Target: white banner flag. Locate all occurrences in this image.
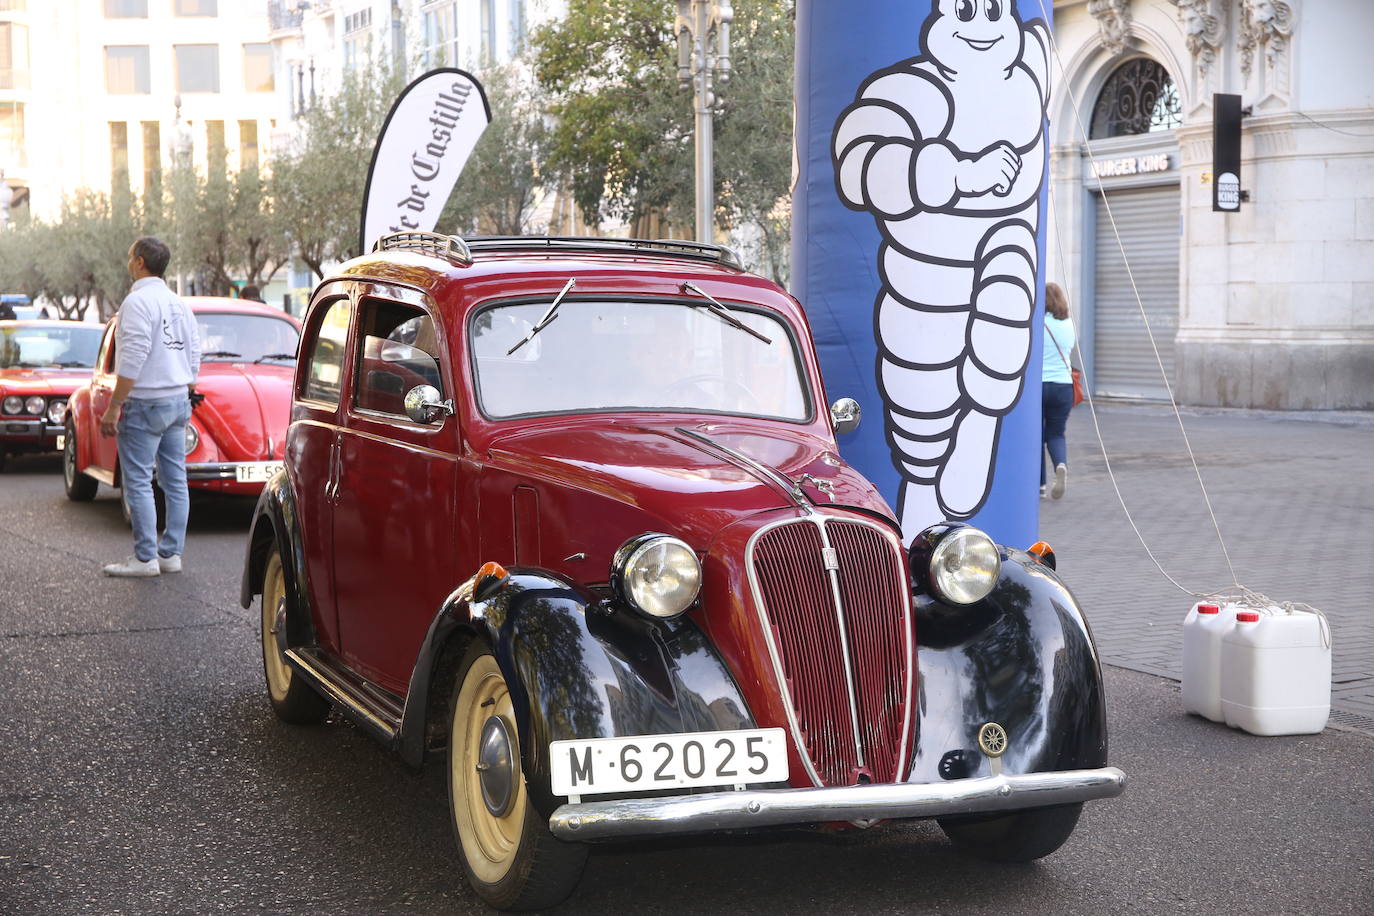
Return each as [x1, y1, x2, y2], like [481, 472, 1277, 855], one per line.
[359, 68, 491, 253]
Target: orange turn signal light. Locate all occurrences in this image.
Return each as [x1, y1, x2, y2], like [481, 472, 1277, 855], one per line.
[1027, 541, 1057, 570]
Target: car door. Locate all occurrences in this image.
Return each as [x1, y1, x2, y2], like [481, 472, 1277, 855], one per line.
[331, 288, 461, 695]
[288, 283, 355, 655]
[89, 320, 121, 473]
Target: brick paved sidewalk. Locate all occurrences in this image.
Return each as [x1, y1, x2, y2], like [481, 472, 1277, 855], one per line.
[1037, 403, 1374, 731]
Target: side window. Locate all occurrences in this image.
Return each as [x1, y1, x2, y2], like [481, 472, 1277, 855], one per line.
[301, 297, 351, 405]
[355, 298, 443, 417]
[100, 322, 118, 373]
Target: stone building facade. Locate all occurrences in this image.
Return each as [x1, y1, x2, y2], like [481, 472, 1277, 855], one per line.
[1048, 0, 1373, 409]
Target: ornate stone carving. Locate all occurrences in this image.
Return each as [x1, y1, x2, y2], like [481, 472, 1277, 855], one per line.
[1239, 0, 1294, 99]
[1172, 0, 1225, 83]
[1088, 0, 1132, 58]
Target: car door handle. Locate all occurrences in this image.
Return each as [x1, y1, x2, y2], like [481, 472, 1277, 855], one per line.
[326, 440, 342, 503]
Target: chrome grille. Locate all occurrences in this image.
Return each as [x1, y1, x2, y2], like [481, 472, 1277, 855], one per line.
[749, 517, 913, 786]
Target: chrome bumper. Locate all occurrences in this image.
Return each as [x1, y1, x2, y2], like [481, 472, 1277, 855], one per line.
[548, 766, 1126, 841]
[185, 462, 275, 481]
[0, 419, 61, 444]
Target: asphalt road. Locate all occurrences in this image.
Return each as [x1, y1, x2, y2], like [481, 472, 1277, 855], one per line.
[2, 452, 1371, 915]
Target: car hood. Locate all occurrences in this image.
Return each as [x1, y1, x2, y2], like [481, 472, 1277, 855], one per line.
[194, 363, 293, 461]
[0, 368, 92, 395]
[486, 420, 895, 547]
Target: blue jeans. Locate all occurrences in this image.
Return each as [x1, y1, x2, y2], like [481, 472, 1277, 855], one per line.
[117, 395, 191, 562]
[1041, 381, 1074, 485]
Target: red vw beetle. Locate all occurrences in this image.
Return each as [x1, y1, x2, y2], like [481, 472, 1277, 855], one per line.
[241, 235, 1125, 910]
[64, 297, 300, 508]
[0, 319, 104, 471]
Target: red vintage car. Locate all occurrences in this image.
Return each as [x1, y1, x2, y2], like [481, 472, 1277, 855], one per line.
[64, 297, 300, 509]
[0, 319, 105, 472]
[240, 234, 1125, 910]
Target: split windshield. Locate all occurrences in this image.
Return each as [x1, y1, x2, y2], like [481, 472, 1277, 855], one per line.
[470, 299, 809, 421]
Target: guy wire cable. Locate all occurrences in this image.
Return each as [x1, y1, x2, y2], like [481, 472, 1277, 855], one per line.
[1040, 21, 1241, 594]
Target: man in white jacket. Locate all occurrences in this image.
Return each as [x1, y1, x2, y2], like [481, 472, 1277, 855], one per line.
[100, 237, 202, 577]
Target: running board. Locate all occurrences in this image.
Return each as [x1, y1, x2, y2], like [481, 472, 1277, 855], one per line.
[284, 647, 404, 746]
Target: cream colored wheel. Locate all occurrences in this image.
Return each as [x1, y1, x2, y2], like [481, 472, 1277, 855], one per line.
[451, 652, 527, 883]
[259, 547, 328, 724]
[447, 642, 586, 910]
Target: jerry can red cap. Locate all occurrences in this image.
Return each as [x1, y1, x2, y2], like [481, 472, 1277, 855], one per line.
[1197, 604, 1220, 614]
[1236, 611, 1261, 622]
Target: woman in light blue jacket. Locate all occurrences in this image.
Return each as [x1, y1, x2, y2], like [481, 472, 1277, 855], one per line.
[1042, 282, 1076, 499]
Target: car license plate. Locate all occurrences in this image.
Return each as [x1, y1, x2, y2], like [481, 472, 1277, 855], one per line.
[550, 728, 788, 797]
[235, 462, 284, 483]
[55, 434, 65, 450]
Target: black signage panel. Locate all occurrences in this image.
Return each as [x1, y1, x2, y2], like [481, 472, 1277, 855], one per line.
[1213, 93, 1243, 212]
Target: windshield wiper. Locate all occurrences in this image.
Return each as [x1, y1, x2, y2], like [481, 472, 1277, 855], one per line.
[203, 350, 242, 359]
[681, 282, 773, 345]
[254, 353, 297, 363]
[507, 278, 575, 356]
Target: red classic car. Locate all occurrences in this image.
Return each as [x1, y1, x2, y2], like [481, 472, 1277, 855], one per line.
[0, 319, 105, 472]
[64, 297, 300, 508]
[240, 234, 1125, 910]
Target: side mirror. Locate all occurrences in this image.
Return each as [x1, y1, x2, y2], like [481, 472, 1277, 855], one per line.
[830, 397, 861, 435]
[404, 384, 454, 425]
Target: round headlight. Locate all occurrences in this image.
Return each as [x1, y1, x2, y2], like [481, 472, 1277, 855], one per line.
[46, 398, 67, 425]
[3, 395, 22, 414]
[611, 534, 702, 619]
[924, 525, 1001, 605]
[25, 395, 45, 415]
[184, 423, 200, 456]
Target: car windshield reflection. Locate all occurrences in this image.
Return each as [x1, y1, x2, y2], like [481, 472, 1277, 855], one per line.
[0, 324, 104, 369]
[470, 299, 810, 421]
[196, 313, 300, 364]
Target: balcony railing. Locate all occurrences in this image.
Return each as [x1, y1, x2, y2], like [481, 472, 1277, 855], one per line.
[267, 0, 302, 32]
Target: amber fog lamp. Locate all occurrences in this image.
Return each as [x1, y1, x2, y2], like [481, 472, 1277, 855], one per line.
[911, 523, 1001, 606]
[610, 533, 701, 619]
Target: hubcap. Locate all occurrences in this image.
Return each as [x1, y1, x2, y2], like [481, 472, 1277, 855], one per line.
[476, 715, 516, 817]
[63, 430, 75, 486]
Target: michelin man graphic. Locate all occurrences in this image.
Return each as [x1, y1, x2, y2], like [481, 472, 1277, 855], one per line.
[832, 0, 1049, 542]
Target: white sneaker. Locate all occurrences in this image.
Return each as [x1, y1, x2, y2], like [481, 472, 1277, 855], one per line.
[103, 556, 160, 577]
[157, 554, 182, 573]
[1051, 463, 1067, 500]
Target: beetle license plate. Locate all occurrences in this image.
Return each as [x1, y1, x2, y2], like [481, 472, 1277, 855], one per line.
[235, 462, 283, 483]
[550, 728, 788, 797]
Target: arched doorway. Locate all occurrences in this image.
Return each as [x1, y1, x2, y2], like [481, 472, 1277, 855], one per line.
[1085, 58, 1182, 401]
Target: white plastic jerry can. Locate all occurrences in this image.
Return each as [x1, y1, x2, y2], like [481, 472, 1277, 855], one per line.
[1181, 602, 1232, 722]
[1220, 608, 1332, 736]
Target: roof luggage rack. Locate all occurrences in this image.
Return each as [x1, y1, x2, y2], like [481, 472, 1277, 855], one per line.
[373, 232, 473, 264]
[372, 232, 744, 270]
[464, 236, 744, 270]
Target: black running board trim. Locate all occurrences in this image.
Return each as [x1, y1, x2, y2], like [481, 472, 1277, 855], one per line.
[284, 647, 403, 746]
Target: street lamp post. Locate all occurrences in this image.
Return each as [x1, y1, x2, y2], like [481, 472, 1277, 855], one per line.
[675, 0, 732, 245]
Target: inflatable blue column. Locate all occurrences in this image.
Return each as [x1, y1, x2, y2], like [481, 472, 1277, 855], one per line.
[792, 0, 1053, 548]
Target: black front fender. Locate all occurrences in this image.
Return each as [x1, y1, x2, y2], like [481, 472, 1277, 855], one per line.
[239, 471, 316, 650]
[907, 548, 1108, 784]
[401, 569, 755, 816]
